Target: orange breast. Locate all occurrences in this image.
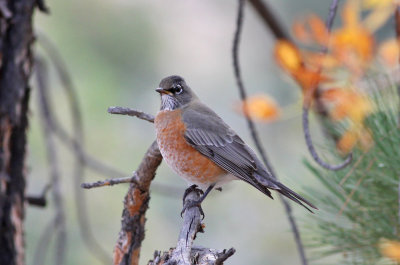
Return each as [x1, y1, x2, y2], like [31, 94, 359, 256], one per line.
[154, 109, 226, 186]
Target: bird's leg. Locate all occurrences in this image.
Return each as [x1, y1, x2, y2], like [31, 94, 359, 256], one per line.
[182, 184, 203, 204]
[181, 184, 215, 219]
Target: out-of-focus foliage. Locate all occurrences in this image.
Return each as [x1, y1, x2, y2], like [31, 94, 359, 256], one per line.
[275, 0, 399, 154]
[236, 94, 280, 122]
[380, 239, 400, 262]
[304, 82, 400, 264]
[279, 0, 400, 263]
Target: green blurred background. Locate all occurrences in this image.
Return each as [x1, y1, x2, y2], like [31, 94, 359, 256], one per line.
[27, 0, 334, 264]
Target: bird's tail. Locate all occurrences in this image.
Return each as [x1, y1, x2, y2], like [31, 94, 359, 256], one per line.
[274, 181, 317, 213]
[254, 172, 318, 213]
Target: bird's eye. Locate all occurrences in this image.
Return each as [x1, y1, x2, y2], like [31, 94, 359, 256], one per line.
[175, 85, 183, 94]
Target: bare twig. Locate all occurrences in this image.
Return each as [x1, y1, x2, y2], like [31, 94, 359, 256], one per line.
[32, 219, 57, 265]
[36, 0, 49, 13]
[326, 0, 340, 32]
[81, 176, 137, 189]
[47, 116, 129, 178]
[26, 182, 51, 207]
[81, 173, 180, 197]
[36, 58, 67, 265]
[151, 187, 235, 265]
[302, 106, 353, 171]
[108, 106, 155, 123]
[232, 1, 308, 264]
[113, 141, 163, 265]
[26, 196, 47, 207]
[302, 0, 353, 170]
[38, 36, 111, 264]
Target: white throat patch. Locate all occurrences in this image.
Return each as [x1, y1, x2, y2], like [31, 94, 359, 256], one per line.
[161, 94, 179, 111]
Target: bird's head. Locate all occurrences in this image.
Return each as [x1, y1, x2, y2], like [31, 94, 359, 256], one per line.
[156, 75, 197, 110]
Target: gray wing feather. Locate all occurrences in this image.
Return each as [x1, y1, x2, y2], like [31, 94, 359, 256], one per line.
[181, 101, 317, 211]
[184, 128, 256, 173]
[182, 102, 260, 184]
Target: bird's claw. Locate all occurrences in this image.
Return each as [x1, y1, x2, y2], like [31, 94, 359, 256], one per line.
[181, 185, 206, 219]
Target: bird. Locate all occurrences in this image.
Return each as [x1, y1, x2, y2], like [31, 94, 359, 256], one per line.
[154, 75, 317, 216]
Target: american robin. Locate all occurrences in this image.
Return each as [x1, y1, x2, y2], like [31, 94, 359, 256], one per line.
[154, 75, 317, 215]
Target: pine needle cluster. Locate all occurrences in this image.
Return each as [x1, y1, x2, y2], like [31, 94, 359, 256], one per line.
[304, 79, 400, 265]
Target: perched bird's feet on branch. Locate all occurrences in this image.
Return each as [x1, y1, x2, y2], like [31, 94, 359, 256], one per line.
[182, 184, 203, 203]
[181, 184, 215, 220]
[181, 185, 205, 219]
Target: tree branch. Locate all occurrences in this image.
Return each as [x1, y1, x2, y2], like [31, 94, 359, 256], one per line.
[108, 106, 155, 123]
[149, 247, 235, 265]
[148, 187, 235, 265]
[38, 36, 111, 264]
[81, 176, 137, 189]
[113, 141, 163, 265]
[301, 0, 353, 170]
[247, 0, 290, 40]
[232, 1, 308, 264]
[302, 106, 353, 171]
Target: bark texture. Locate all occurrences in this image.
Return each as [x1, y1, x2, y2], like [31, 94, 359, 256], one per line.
[0, 1, 36, 264]
[113, 141, 163, 265]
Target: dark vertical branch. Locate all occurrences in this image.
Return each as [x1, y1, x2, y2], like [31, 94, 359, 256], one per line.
[232, 1, 308, 265]
[0, 1, 37, 264]
[247, 0, 290, 40]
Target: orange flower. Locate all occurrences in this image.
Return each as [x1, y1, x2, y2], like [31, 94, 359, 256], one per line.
[274, 40, 330, 106]
[237, 94, 280, 122]
[308, 14, 329, 46]
[292, 68, 330, 105]
[337, 126, 372, 153]
[274, 40, 303, 71]
[303, 52, 339, 69]
[292, 21, 310, 43]
[322, 88, 372, 123]
[380, 239, 400, 262]
[378, 38, 400, 67]
[337, 129, 358, 153]
[331, 1, 374, 69]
